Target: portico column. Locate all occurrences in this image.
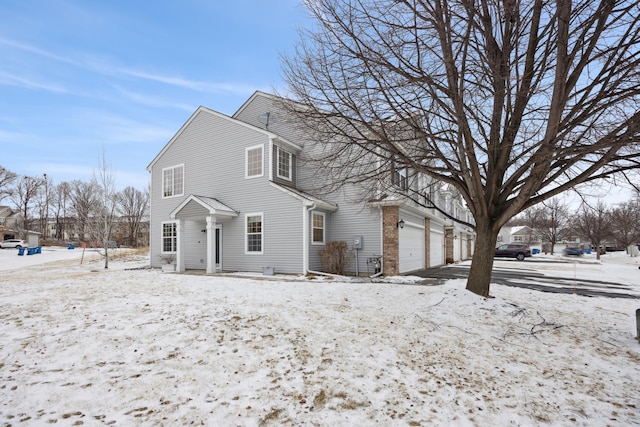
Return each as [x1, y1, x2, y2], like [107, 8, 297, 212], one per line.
[176, 219, 185, 272]
[206, 215, 217, 274]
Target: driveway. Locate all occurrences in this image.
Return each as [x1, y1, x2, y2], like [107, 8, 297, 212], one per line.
[411, 258, 640, 299]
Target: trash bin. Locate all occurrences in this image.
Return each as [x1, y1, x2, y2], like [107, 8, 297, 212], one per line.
[36, 246, 42, 254]
[27, 247, 35, 255]
[585, 248, 592, 254]
[532, 248, 540, 255]
[68, 243, 75, 250]
[18, 247, 25, 256]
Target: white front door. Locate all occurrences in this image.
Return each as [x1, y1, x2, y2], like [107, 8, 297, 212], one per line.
[215, 225, 222, 270]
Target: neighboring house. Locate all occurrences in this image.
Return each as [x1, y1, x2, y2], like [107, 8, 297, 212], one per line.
[0, 206, 24, 240]
[497, 226, 543, 251]
[147, 91, 474, 276]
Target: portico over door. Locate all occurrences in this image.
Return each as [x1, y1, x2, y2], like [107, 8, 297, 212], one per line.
[170, 195, 238, 273]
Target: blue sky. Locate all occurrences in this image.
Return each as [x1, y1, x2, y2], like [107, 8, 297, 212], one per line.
[0, 0, 310, 190]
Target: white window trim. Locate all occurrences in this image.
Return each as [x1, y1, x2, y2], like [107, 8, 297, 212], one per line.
[245, 212, 264, 255]
[162, 164, 184, 199]
[161, 221, 177, 253]
[276, 146, 292, 181]
[311, 211, 325, 245]
[245, 144, 264, 179]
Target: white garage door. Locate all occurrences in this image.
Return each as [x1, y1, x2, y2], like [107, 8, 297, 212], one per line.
[454, 233, 461, 261]
[399, 223, 424, 273]
[430, 227, 444, 267]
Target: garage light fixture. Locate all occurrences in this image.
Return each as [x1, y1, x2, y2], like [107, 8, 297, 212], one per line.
[397, 219, 405, 229]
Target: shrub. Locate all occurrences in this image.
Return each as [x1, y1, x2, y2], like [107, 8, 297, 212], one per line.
[318, 241, 354, 275]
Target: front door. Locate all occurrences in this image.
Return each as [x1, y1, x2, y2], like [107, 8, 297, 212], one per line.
[215, 225, 222, 269]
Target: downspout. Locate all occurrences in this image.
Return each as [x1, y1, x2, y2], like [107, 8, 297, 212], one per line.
[303, 202, 315, 275]
[370, 206, 384, 278]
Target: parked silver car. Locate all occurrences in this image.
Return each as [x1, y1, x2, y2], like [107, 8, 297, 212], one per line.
[0, 239, 27, 249]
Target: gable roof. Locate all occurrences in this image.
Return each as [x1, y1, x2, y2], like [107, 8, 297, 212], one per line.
[147, 105, 299, 172]
[233, 90, 281, 119]
[170, 195, 238, 220]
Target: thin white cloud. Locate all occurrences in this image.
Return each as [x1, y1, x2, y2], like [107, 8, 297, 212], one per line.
[0, 37, 78, 66]
[116, 67, 260, 95]
[1, 36, 261, 96]
[0, 70, 68, 93]
[111, 85, 195, 112]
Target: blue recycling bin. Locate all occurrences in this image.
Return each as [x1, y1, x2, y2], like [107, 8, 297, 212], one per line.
[68, 243, 75, 250]
[27, 247, 35, 255]
[18, 247, 25, 256]
[585, 248, 592, 254]
[36, 246, 42, 254]
[532, 248, 540, 255]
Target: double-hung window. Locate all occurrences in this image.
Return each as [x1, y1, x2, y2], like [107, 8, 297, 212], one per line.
[163, 164, 184, 198]
[246, 213, 263, 254]
[162, 221, 177, 253]
[276, 146, 292, 181]
[246, 145, 263, 178]
[312, 212, 325, 244]
[392, 160, 408, 191]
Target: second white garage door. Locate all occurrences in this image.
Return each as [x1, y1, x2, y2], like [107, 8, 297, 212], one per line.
[399, 222, 425, 273]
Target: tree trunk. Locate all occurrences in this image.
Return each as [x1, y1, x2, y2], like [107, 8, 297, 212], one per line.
[466, 225, 499, 297]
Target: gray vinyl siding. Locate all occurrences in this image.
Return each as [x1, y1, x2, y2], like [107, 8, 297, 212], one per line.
[235, 94, 383, 275]
[149, 108, 305, 273]
[234, 93, 301, 143]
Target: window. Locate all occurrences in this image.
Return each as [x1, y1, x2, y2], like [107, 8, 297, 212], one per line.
[162, 222, 177, 253]
[246, 213, 263, 254]
[312, 212, 325, 244]
[162, 164, 184, 198]
[277, 146, 292, 180]
[246, 145, 263, 178]
[514, 235, 523, 242]
[392, 163, 408, 191]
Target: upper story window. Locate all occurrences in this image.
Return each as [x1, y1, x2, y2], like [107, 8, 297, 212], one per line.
[392, 163, 408, 191]
[246, 145, 263, 178]
[312, 212, 325, 244]
[163, 164, 184, 198]
[246, 213, 263, 254]
[276, 146, 292, 181]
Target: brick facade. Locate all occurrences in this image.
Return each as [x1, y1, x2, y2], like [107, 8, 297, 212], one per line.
[381, 206, 399, 275]
[445, 227, 454, 264]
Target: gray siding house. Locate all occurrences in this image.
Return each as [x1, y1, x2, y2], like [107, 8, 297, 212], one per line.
[148, 91, 474, 276]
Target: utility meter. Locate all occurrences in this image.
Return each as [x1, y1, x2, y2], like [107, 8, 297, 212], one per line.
[353, 235, 363, 249]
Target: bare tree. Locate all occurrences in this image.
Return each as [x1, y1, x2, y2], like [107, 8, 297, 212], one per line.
[610, 200, 640, 251]
[70, 179, 99, 241]
[572, 201, 612, 260]
[280, 0, 640, 296]
[531, 198, 570, 254]
[35, 174, 54, 239]
[0, 166, 17, 203]
[92, 152, 118, 269]
[9, 175, 44, 236]
[116, 186, 149, 247]
[51, 182, 72, 240]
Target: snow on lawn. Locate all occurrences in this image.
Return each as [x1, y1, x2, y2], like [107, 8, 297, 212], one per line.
[0, 250, 639, 426]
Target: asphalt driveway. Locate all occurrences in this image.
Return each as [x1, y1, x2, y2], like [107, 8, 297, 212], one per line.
[411, 259, 640, 299]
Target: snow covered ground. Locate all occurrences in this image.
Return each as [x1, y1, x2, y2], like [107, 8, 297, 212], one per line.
[0, 247, 639, 426]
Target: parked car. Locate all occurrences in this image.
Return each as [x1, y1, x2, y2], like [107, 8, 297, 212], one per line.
[0, 239, 27, 249]
[563, 247, 584, 256]
[495, 243, 532, 261]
